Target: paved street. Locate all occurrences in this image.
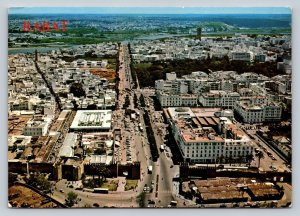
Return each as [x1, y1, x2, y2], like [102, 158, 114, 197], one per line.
[44, 42, 292, 209]
[111, 43, 181, 208]
[50, 179, 137, 207]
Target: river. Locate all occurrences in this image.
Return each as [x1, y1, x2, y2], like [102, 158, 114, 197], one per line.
[8, 45, 79, 55]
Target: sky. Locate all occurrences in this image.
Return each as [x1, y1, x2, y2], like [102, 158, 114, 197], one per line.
[8, 7, 291, 15]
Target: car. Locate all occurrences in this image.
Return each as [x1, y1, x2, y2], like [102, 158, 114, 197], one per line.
[148, 200, 155, 205]
[93, 203, 100, 207]
[271, 156, 277, 161]
[170, 201, 177, 207]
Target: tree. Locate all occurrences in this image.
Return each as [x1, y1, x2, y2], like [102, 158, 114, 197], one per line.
[39, 93, 46, 99]
[246, 154, 254, 167]
[69, 82, 86, 98]
[27, 173, 51, 191]
[256, 151, 264, 169]
[90, 164, 111, 185]
[65, 191, 78, 207]
[137, 192, 146, 208]
[237, 155, 244, 166]
[95, 164, 110, 183]
[85, 148, 93, 155]
[71, 100, 78, 111]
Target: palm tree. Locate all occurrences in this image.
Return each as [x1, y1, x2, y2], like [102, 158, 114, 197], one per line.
[256, 151, 264, 169]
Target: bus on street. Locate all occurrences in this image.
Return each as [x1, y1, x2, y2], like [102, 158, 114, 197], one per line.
[93, 188, 109, 194]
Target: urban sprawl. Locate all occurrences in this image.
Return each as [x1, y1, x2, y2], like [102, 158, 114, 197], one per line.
[8, 33, 292, 208]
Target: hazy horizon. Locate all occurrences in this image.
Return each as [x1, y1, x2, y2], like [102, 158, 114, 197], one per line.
[8, 7, 291, 15]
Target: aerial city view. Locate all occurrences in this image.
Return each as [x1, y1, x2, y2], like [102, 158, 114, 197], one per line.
[8, 7, 292, 208]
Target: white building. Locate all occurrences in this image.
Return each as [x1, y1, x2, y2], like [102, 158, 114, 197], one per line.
[70, 110, 112, 132]
[231, 51, 253, 62]
[58, 133, 77, 158]
[155, 79, 188, 94]
[9, 97, 40, 111]
[165, 107, 254, 163]
[166, 72, 177, 81]
[221, 80, 234, 92]
[157, 92, 198, 107]
[23, 115, 52, 136]
[8, 135, 32, 151]
[234, 100, 282, 123]
[199, 91, 240, 108]
[101, 60, 108, 68]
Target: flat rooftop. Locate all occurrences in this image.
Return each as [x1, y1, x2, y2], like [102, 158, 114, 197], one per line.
[8, 114, 32, 135]
[165, 107, 249, 144]
[70, 110, 112, 130]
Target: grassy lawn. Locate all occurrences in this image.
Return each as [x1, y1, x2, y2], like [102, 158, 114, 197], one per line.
[101, 180, 119, 191]
[125, 179, 138, 191]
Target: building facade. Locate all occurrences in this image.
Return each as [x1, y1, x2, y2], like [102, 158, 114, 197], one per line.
[166, 107, 254, 163]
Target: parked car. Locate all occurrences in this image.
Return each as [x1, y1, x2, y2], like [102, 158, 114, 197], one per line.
[93, 203, 100, 207]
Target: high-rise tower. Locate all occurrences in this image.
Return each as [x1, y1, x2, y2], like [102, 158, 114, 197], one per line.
[197, 27, 202, 41]
[35, 49, 38, 61]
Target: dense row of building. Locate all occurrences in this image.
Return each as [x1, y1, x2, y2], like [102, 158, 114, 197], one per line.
[156, 71, 290, 123]
[130, 35, 291, 65]
[8, 43, 120, 173]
